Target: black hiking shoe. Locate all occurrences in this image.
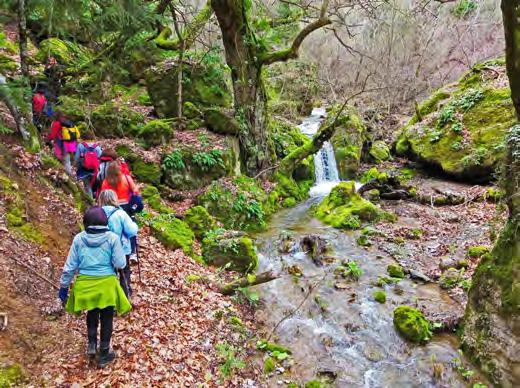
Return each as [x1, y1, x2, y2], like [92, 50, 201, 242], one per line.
[98, 348, 116, 369]
[87, 342, 97, 359]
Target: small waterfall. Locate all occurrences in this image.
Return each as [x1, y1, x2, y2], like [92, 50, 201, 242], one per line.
[298, 107, 340, 197]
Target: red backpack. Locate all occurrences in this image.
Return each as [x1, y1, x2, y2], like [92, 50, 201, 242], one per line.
[32, 93, 46, 113]
[81, 143, 100, 171]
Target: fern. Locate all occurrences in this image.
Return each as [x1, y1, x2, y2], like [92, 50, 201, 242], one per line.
[162, 150, 185, 171]
[192, 149, 225, 171]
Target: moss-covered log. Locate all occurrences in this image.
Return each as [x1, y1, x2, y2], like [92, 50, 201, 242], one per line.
[218, 270, 279, 295]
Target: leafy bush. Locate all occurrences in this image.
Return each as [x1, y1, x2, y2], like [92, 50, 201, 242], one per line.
[162, 150, 185, 171]
[216, 342, 245, 378]
[192, 150, 225, 171]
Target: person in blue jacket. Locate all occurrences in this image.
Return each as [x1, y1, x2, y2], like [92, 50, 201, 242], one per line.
[58, 206, 131, 368]
[97, 189, 139, 298]
[75, 133, 102, 198]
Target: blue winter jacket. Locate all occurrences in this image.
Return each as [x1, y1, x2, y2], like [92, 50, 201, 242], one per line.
[60, 227, 126, 288]
[103, 206, 138, 255]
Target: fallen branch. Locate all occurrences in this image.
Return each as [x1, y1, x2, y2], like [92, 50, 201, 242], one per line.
[7, 256, 59, 290]
[218, 270, 279, 295]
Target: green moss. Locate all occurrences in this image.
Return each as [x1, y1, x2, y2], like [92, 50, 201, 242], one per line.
[202, 230, 258, 273]
[36, 38, 92, 67]
[184, 205, 217, 239]
[376, 276, 400, 287]
[203, 107, 240, 135]
[264, 356, 276, 374]
[316, 181, 395, 230]
[373, 290, 387, 303]
[282, 197, 297, 208]
[257, 340, 292, 354]
[393, 306, 432, 343]
[439, 268, 462, 289]
[328, 106, 366, 179]
[91, 101, 145, 138]
[183, 101, 202, 119]
[305, 381, 322, 388]
[467, 245, 490, 258]
[135, 119, 173, 148]
[369, 140, 392, 162]
[387, 264, 405, 279]
[397, 63, 515, 181]
[0, 363, 24, 387]
[141, 185, 172, 214]
[483, 187, 503, 202]
[149, 214, 195, 256]
[132, 159, 162, 186]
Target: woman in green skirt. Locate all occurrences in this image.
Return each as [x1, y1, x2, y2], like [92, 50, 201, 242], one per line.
[58, 206, 131, 368]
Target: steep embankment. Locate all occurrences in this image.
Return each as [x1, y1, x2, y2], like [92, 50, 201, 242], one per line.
[0, 138, 262, 385]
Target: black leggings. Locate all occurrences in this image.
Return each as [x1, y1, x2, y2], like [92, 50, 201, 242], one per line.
[86, 307, 114, 350]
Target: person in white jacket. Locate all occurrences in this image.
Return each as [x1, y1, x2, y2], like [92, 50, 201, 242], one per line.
[97, 189, 139, 298]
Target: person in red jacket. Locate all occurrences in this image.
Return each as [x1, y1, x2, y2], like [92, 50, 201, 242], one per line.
[32, 89, 46, 130]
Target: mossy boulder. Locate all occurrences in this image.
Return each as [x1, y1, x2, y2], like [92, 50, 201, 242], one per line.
[36, 38, 92, 67]
[203, 108, 240, 135]
[162, 144, 236, 190]
[115, 145, 162, 186]
[369, 140, 392, 162]
[373, 290, 386, 303]
[328, 106, 367, 179]
[197, 176, 269, 231]
[134, 119, 174, 148]
[149, 214, 195, 256]
[387, 264, 405, 279]
[396, 60, 515, 182]
[141, 185, 172, 214]
[146, 59, 231, 118]
[184, 206, 217, 239]
[439, 267, 462, 289]
[0, 363, 24, 387]
[393, 306, 432, 343]
[316, 181, 395, 230]
[91, 102, 145, 138]
[201, 229, 258, 273]
[467, 245, 490, 258]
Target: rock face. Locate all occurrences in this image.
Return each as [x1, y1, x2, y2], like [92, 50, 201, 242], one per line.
[146, 59, 231, 118]
[329, 106, 367, 179]
[316, 181, 395, 230]
[201, 230, 258, 273]
[396, 59, 515, 182]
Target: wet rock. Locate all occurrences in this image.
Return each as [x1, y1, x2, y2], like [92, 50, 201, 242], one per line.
[278, 231, 294, 253]
[439, 257, 469, 270]
[393, 306, 432, 343]
[387, 264, 405, 278]
[439, 268, 462, 289]
[406, 269, 432, 283]
[201, 230, 258, 273]
[363, 343, 385, 362]
[300, 234, 328, 264]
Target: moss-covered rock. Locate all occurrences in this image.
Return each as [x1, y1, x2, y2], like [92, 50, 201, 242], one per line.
[149, 214, 195, 256]
[36, 38, 92, 68]
[114, 145, 162, 186]
[184, 206, 216, 239]
[91, 101, 145, 138]
[328, 106, 367, 179]
[146, 59, 231, 118]
[393, 306, 432, 343]
[316, 181, 395, 230]
[203, 108, 240, 135]
[387, 264, 405, 279]
[396, 60, 515, 181]
[134, 119, 174, 148]
[197, 176, 269, 231]
[467, 245, 490, 258]
[369, 140, 392, 162]
[373, 290, 386, 303]
[439, 267, 462, 289]
[201, 229, 258, 273]
[0, 363, 24, 387]
[141, 185, 172, 214]
[263, 356, 276, 374]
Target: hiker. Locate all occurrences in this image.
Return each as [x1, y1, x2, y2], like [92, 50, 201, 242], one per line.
[44, 56, 65, 102]
[32, 88, 47, 130]
[58, 206, 131, 368]
[48, 113, 79, 175]
[100, 161, 143, 262]
[75, 133, 102, 197]
[94, 149, 130, 197]
[98, 189, 139, 298]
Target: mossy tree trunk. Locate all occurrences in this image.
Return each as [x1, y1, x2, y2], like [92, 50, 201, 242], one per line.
[461, 1, 520, 385]
[211, 0, 330, 176]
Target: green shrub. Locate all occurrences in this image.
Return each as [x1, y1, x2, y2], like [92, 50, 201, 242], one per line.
[162, 150, 185, 171]
[192, 150, 225, 172]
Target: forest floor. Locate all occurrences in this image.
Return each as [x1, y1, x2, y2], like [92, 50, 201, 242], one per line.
[0, 139, 262, 387]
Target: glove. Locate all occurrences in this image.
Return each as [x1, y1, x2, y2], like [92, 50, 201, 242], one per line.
[58, 287, 68, 303]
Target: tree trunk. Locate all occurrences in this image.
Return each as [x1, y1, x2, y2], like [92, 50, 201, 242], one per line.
[211, 0, 274, 176]
[18, 0, 29, 80]
[461, 2, 520, 385]
[218, 271, 279, 295]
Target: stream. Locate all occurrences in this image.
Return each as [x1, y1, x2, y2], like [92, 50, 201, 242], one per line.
[254, 109, 480, 387]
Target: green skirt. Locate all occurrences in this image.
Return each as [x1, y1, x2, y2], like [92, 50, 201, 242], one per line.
[66, 275, 132, 316]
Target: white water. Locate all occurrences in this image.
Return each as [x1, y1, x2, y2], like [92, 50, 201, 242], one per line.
[298, 107, 341, 197]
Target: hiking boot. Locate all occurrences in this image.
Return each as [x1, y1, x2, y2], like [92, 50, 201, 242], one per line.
[87, 342, 97, 359]
[129, 253, 138, 264]
[98, 348, 116, 369]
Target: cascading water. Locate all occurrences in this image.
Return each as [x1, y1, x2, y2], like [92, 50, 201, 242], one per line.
[298, 107, 341, 197]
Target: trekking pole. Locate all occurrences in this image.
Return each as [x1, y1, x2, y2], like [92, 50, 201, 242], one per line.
[136, 242, 142, 283]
